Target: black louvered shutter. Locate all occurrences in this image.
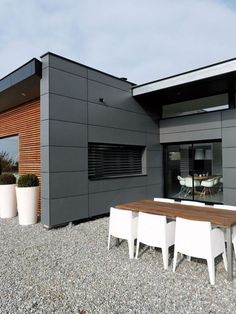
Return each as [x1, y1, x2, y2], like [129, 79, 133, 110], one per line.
[88, 143, 144, 180]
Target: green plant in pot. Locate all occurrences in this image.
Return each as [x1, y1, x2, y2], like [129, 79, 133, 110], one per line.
[0, 173, 17, 218]
[16, 174, 40, 225]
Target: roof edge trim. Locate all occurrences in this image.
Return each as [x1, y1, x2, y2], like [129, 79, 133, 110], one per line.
[133, 58, 236, 96]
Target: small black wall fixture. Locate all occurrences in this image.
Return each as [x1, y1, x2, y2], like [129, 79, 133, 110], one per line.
[99, 98, 104, 103]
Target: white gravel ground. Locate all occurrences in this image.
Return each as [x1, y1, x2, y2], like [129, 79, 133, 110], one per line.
[1, 216, 236, 314]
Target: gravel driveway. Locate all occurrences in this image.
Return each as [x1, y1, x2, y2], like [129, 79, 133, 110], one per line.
[1, 217, 236, 313]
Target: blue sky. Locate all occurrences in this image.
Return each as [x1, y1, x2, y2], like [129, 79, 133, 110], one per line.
[1, 0, 236, 84]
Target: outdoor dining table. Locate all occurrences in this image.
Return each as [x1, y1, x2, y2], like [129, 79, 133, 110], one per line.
[115, 199, 236, 281]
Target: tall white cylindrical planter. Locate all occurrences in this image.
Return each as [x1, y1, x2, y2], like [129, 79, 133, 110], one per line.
[0, 184, 17, 218]
[16, 186, 39, 225]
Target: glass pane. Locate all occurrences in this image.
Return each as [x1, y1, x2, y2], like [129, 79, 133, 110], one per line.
[0, 136, 19, 176]
[193, 142, 223, 203]
[165, 144, 193, 200]
[163, 94, 228, 118]
[164, 141, 223, 204]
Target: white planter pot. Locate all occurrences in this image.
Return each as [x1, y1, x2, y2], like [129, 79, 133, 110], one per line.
[0, 184, 17, 218]
[16, 186, 39, 225]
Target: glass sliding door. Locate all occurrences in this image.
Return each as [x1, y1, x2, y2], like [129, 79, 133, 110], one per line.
[164, 141, 223, 204]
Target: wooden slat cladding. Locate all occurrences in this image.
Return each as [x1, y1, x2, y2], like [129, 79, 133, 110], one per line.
[0, 99, 41, 206]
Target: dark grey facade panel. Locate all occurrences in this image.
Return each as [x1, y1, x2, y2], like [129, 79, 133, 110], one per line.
[41, 173, 50, 199]
[41, 198, 50, 226]
[222, 109, 236, 128]
[41, 120, 49, 146]
[40, 93, 49, 121]
[223, 188, 236, 206]
[222, 169, 236, 188]
[49, 67, 87, 101]
[147, 150, 162, 168]
[146, 184, 163, 199]
[88, 69, 132, 92]
[160, 112, 221, 134]
[147, 167, 163, 185]
[88, 80, 145, 114]
[160, 128, 222, 143]
[146, 133, 162, 151]
[89, 175, 147, 194]
[48, 94, 87, 124]
[88, 186, 147, 217]
[48, 54, 88, 78]
[48, 146, 88, 172]
[222, 148, 236, 168]
[50, 195, 89, 225]
[41, 146, 50, 173]
[222, 127, 236, 147]
[49, 120, 88, 148]
[88, 125, 147, 146]
[41, 68, 49, 95]
[40, 53, 163, 226]
[49, 171, 88, 199]
[88, 102, 153, 133]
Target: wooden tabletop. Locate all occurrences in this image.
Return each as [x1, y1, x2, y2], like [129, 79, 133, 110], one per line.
[115, 200, 236, 228]
[193, 176, 210, 180]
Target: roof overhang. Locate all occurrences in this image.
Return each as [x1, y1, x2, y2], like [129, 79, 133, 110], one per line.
[132, 58, 236, 105]
[0, 59, 42, 113]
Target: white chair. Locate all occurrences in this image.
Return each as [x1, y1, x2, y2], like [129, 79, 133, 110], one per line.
[214, 204, 236, 258]
[173, 217, 227, 285]
[184, 177, 200, 197]
[177, 176, 186, 197]
[108, 207, 138, 259]
[181, 200, 205, 207]
[200, 178, 215, 198]
[135, 212, 175, 270]
[154, 198, 175, 203]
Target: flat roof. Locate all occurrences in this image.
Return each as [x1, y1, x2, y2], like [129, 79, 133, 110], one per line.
[133, 58, 236, 96]
[0, 59, 42, 113]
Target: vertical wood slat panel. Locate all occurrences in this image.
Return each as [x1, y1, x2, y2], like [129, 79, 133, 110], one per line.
[0, 99, 41, 209]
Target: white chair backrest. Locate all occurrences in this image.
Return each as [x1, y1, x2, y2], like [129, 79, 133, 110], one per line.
[181, 200, 205, 207]
[185, 177, 193, 187]
[201, 178, 214, 187]
[110, 207, 136, 238]
[154, 198, 175, 203]
[175, 217, 211, 257]
[177, 176, 185, 186]
[138, 212, 166, 247]
[214, 204, 236, 211]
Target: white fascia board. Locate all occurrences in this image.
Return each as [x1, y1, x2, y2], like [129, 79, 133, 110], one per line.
[133, 60, 236, 96]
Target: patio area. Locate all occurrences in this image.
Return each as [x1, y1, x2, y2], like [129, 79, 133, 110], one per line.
[1, 217, 236, 313]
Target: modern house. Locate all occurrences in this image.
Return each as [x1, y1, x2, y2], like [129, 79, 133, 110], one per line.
[0, 52, 236, 228]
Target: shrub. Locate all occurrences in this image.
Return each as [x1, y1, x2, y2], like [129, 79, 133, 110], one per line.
[18, 174, 39, 187]
[0, 173, 16, 185]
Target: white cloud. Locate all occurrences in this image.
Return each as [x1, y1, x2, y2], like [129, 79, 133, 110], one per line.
[0, 0, 236, 83]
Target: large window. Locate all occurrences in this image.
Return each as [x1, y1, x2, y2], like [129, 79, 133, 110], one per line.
[0, 135, 19, 176]
[88, 143, 145, 180]
[164, 141, 223, 204]
[162, 94, 229, 119]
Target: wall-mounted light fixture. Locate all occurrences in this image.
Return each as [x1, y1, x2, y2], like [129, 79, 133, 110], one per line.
[99, 98, 104, 103]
